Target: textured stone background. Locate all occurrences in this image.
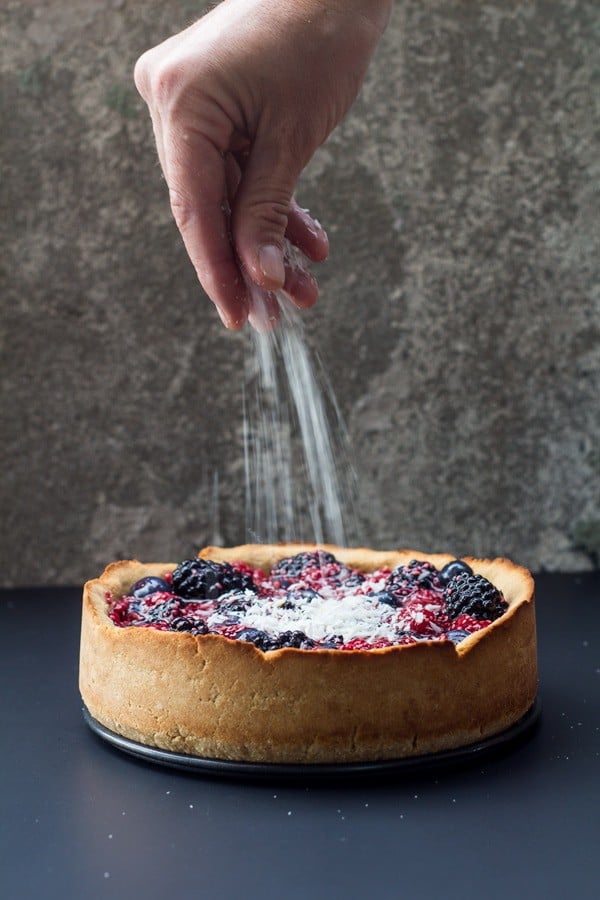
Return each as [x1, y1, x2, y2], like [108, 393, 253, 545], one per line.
[1, 0, 599, 585]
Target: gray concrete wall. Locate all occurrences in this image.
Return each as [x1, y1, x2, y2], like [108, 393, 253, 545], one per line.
[1, 0, 598, 585]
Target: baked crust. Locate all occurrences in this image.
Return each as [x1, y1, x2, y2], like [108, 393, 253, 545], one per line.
[79, 545, 538, 764]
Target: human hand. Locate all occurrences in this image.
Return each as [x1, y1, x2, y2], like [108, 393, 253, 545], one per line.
[134, 0, 391, 329]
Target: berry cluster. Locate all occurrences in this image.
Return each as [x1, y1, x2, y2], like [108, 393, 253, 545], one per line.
[172, 558, 255, 600]
[108, 551, 509, 652]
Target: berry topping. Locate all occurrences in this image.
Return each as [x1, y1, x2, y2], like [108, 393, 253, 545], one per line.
[110, 553, 508, 651]
[451, 613, 492, 632]
[273, 630, 317, 650]
[130, 576, 172, 599]
[386, 559, 442, 596]
[171, 616, 209, 634]
[444, 573, 507, 621]
[438, 559, 474, 586]
[172, 558, 256, 600]
[370, 590, 401, 608]
[271, 550, 338, 579]
[235, 628, 278, 652]
[445, 629, 471, 643]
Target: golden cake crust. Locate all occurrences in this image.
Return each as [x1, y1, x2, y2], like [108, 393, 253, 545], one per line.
[79, 545, 538, 764]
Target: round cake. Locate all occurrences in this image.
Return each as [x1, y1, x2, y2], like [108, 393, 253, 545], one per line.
[79, 543, 538, 764]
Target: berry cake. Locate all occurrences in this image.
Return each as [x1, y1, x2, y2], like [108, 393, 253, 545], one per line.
[79, 544, 537, 764]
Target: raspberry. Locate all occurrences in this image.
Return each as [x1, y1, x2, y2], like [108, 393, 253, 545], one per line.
[452, 613, 492, 632]
[342, 637, 392, 650]
[397, 603, 444, 636]
[444, 573, 507, 621]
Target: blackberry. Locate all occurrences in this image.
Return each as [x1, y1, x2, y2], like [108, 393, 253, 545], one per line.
[218, 592, 252, 613]
[170, 614, 208, 634]
[171, 616, 194, 631]
[273, 630, 317, 650]
[235, 628, 278, 652]
[172, 558, 255, 600]
[438, 559, 473, 586]
[338, 566, 365, 588]
[278, 599, 296, 610]
[144, 598, 180, 624]
[386, 560, 442, 596]
[444, 572, 507, 621]
[271, 550, 338, 580]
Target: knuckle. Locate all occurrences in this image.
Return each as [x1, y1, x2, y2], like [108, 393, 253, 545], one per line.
[133, 49, 158, 100]
[237, 189, 291, 234]
[135, 53, 185, 111]
[149, 58, 184, 109]
[169, 187, 197, 232]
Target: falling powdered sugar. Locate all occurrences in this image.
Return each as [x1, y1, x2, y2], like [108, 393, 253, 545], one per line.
[242, 252, 360, 546]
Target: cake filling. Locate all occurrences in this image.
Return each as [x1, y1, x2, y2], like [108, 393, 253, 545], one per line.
[108, 551, 508, 651]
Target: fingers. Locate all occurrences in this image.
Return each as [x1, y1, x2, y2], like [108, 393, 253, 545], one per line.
[230, 130, 304, 293]
[283, 257, 319, 309]
[286, 200, 329, 263]
[164, 132, 249, 329]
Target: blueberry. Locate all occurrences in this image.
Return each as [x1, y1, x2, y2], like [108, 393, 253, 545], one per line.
[446, 629, 470, 643]
[438, 559, 473, 586]
[372, 590, 402, 608]
[318, 635, 343, 649]
[130, 576, 172, 599]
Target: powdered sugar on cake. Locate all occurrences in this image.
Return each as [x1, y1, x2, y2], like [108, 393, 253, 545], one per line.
[206, 577, 403, 644]
[108, 551, 508, 651]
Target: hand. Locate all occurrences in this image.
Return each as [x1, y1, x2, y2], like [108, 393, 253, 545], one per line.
[134, 0, 391, 328]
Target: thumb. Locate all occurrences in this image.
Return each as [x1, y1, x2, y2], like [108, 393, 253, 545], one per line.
[231, 135, 303, 291]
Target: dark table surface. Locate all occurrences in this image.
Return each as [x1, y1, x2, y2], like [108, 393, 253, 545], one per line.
[1, 573, 598, 900]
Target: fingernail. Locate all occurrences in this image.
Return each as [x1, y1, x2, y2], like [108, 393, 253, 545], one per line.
[216, 306, 246, 329]
[258, 244, 285, 287]
[216, 306, 232, 328]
